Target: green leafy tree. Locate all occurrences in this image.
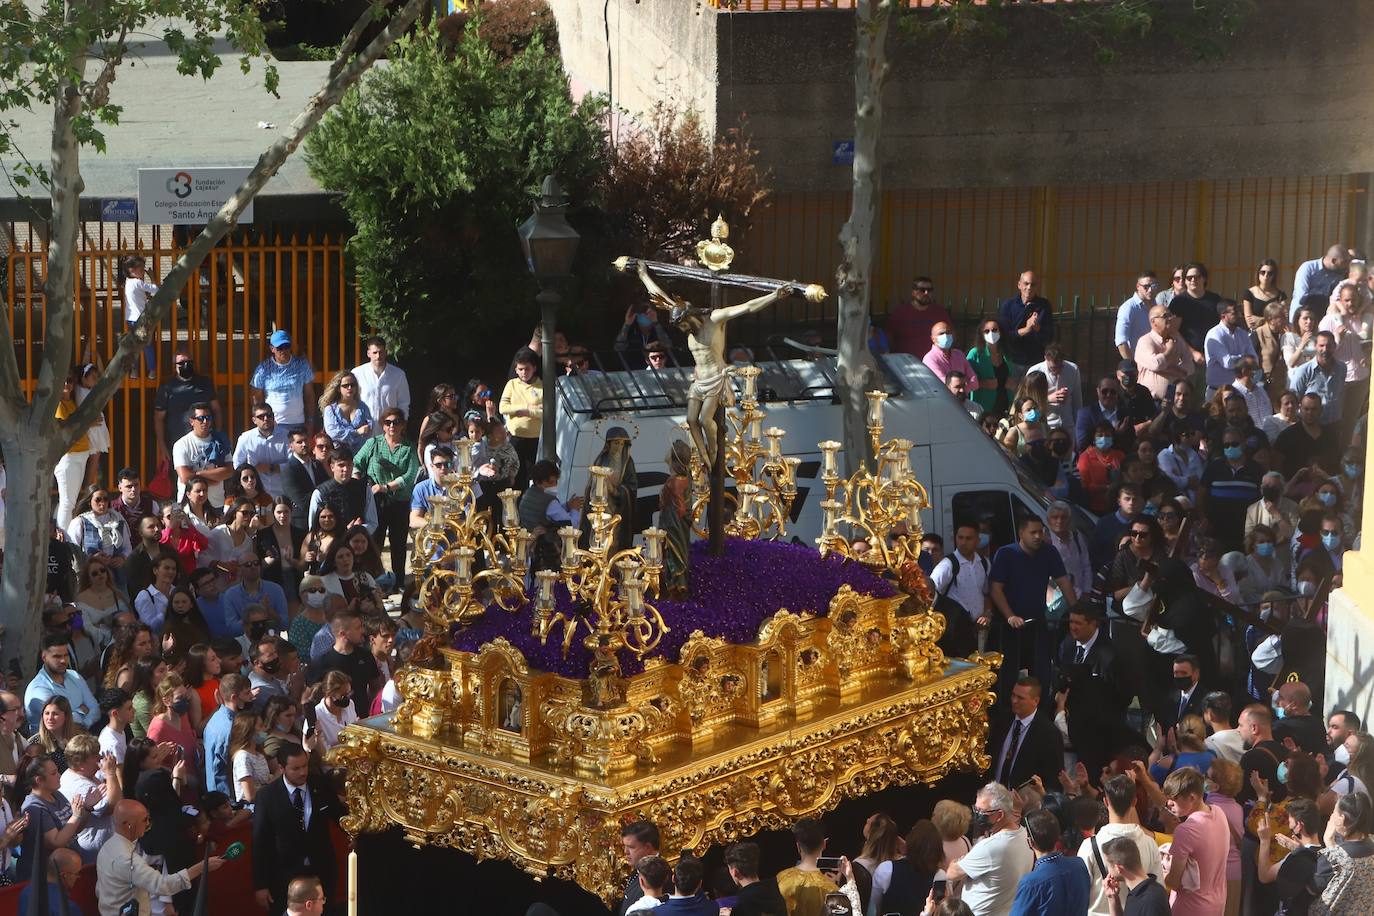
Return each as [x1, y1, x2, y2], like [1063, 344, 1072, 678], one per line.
[304, 21, 609, 368]
[0, 0, 427, 671]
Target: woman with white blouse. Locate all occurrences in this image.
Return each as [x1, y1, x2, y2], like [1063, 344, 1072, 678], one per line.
[229, 710, 270, 806]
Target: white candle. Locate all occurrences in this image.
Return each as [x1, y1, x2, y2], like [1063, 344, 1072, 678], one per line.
[348, 849, 357, 916]
[499, 488, 520, 524]
[642, 527, 664, 565]
[559, 526, 580, 569]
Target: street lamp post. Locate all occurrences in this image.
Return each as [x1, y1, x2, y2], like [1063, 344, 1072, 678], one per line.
[517, 176, 581, 462]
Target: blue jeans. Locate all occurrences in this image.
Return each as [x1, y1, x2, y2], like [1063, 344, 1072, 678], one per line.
[128, 318, 155, 371]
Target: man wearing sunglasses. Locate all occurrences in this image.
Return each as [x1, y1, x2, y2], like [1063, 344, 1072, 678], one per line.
[887, 276, 950, 358]
[409, 446, 456, 530]
[172, 402, 233, 506]
[233, 402, 291, 498]
[250, 329, 316, 436]
[153, 348, 221, 462]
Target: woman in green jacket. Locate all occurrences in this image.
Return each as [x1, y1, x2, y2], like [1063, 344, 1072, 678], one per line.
[354, 406, 421, 583]
[965, 316, 1017, 416]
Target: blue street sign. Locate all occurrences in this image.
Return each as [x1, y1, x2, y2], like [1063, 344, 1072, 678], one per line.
[832, 141, 855, 166]
[100, 198, 138, 222]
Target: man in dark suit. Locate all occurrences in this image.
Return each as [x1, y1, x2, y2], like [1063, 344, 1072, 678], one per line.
[987, 675, 1063, 791]
[1054, 600, 1133, 783]
[282, 429, 327, 531]
[1160, 654, 1206, 733]
[253, 744, 340, 915]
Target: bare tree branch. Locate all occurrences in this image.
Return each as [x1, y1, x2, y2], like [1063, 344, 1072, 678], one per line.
[83, 27, 131, 108]
[60, 0, 429, 441]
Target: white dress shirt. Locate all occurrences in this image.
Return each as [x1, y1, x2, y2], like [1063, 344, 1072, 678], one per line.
[352, 360, 411, 421]
[1204, 323, 1258, 389]
[232, 426, 292, 497]
[929, 550, 989, 621]
[96, 831, 193, 916]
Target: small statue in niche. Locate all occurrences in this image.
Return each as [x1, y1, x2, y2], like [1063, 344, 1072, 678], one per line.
[499, 680, 523, 733]
[580, 426, 638, 552]
[585, 635, 626, 709]
[659, 440, 693, 599]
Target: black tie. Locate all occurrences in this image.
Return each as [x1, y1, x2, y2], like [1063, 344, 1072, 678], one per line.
[292, 786, 306, 831]
[1074, 644, 1086, 666]
[1000, 719, 1023, 785]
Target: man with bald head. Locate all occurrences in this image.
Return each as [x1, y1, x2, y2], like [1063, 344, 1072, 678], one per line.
[921, 320, 973, 383]
[96, 799, 223, 916]
[1134, 304, 1193, 399]
[1291, 243, 1351, 319]
[999, 269, 1055, 366]
[1272, 681, 1326, 755]
[19, 846, 84, 915]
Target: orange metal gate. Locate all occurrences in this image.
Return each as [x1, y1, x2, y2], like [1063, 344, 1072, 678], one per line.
[3, 222, 363, 482]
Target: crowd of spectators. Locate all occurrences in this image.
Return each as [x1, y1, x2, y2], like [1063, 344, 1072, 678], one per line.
[11, 241, 1374, 915]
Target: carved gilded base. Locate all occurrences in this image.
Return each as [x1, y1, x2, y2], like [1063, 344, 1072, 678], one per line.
[334, 658, 996, 904]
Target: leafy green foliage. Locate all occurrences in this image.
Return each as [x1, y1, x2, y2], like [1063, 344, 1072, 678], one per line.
[0, 0, 280, 188]
[304, 21, 608, 363]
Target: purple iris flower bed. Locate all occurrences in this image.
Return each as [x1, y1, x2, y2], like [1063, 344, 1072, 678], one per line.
[450, 538, 898, 678]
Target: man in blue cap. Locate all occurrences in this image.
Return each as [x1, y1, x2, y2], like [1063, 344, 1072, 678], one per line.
[251, 329, 316, 436]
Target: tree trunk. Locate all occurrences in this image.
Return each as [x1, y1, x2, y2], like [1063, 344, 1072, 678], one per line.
[0, 433, 57, 677]
[834, 0, 891, 475]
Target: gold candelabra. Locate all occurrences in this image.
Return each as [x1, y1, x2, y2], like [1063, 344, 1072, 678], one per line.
[412, 438, 530, 629]
[691, 365, 800, 539]
[412, 447, 670, 661]
[816, 390, 930, 572]
[534, 465, 671, 658]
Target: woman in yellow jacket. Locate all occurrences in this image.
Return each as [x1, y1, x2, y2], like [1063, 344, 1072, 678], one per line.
[499, 348, 542, 488]
[54, 373, 92, 528]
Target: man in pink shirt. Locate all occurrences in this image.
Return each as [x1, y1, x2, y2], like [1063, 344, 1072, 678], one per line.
[1162, 766, 1229, 916]
[1134, 305, 1194, 399]
[922, 321, 974, 383]
[887, 277, 951, 358]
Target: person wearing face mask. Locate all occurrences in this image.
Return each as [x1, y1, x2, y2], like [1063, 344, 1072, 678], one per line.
[1271, 682, 1326, 755]
[1317, 513, 1346, 577]
[288, 576, 331, 660]
[1076, 424, 1125, 515]
[518, 460, 586, 572]
[146, 674, 198, 779]
[1256, 561, 1329, 710]
[311, 670, 357, 751]
[153, 348, 222, 463]
[1238, 524, 1289, 606]
[967, 316, 1017, 415]
[944, 783, 1034, 915]
[1336, 445, 1363, 524]
[920, 321, 973, 383]
[248, 636, 287, 713]
[1244, 472, 1299, 560]
[1198, 433, 1263, 554]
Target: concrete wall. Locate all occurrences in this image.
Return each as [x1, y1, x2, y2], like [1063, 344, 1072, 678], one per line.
[551, 0, 1374, 193]
[548, 0, 718, 135]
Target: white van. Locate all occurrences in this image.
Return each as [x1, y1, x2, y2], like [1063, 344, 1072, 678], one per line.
[551, 354, 1076, 549]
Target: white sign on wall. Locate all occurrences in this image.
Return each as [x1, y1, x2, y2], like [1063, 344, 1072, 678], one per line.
[137, 167, 254, 225]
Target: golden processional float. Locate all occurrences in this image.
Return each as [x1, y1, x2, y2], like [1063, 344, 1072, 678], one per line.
[332, 227, 999, 905]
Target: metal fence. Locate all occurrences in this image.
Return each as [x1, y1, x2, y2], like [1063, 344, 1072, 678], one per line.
[2, 222, 363, 481]
[720, 173, 1365, 386]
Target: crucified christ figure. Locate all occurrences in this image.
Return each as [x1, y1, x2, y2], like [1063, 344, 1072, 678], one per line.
[637, 261, 791, 467]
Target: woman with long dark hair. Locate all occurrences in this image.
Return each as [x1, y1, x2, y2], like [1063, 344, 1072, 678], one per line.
[128, 653, 169, 739]
[162, 587, 213, 651]
[255, 495, 307, 601]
